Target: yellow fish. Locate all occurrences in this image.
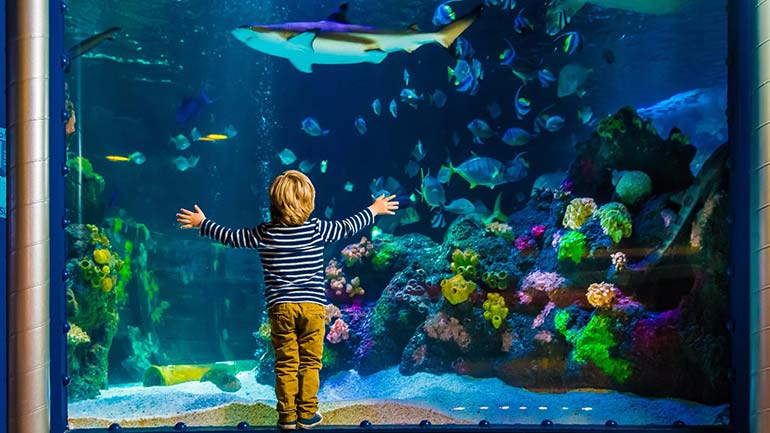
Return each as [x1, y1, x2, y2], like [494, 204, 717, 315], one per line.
[106, 155, 130, 162]
[196, 133, 228, 141]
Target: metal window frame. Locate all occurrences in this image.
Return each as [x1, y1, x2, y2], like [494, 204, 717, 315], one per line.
[35, 0, 751, 433]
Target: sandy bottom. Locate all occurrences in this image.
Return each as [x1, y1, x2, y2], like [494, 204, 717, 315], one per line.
[69, 367, 728, 428]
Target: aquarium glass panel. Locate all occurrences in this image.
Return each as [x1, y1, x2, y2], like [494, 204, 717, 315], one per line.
[64, 0, 730, 428]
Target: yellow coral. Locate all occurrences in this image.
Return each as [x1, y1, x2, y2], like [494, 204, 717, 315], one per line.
[258, 322, 271, 340]
[100, 276, 114, 292]
[93, 249, 111, 265]
[587, 282, 618, 308]
[563, 198, 597, 230]
[346, 276, 365, 297]
[483, 293, 509, 329]
[450, 248, 480, 280]
[441, 273, 477, 305]
[67, 324, 91, 345]
[102, 265, 111, 275]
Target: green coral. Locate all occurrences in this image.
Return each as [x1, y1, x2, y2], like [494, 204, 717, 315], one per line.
[598, 113, 627, 140]
[372, 238, 401, 271]
[557, 313, 633, 383]
[558, 231, 587, 264]
[615, 171, 652, 206]
[483, 293, 509, 329]
[440, 273, 477, 305]
[150, 300, 170, 323]
[450, 248, 480, 280]
[595, 202, 633, 243]
[482, 270, 509, 290]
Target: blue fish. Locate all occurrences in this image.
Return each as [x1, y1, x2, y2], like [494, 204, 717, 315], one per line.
[538, 68, 557, 88]
[432, 0, 461, 26]
[484, 0, 515, 9]
[430, 89, 447, 108]
[176, 86, 214, 124]
[453, 37, 475, 60]
[372, 98, 382, 116]
[546, 8, 570, 36]
[502, 127, 533, 147]
[354, 116, 367, 135]
[499, 39, 515, 66]
[555, 31, 583, 55]
[389, 99, 398, 118]
[431, 209, 447, 228]
[301, 117, 330, 136]
[515, 85, 532, 118]
[513, 9, 534, 35]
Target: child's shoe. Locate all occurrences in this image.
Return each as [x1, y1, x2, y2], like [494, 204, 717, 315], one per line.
[297, 413, 323, 429]
[277, 420, 297, 430]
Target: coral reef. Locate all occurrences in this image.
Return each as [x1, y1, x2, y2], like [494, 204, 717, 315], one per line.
[558, 231, 587, 264]
[483, 293, 509, 329]
[562, 198, 597, 230]
[615, 171, 652, 206]
[594, 202, 633, 243]
[586, 282, 619, 309]
[327, 318, 350, 344]
[342, 236, 374, 266]
[450, 248, 480, 280]
[440, 273, 477, 305]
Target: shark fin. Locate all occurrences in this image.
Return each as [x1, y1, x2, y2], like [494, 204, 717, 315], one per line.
[435, 4, 482, 49]
[288, 57, 314, 73]
[407, 23, 421, 32]
[326, 3, 350, 23]
[288, 30, 318, 49]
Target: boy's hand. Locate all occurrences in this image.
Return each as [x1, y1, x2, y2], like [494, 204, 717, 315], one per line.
[368, 194, 399, 216]
[176, 204, 206, 229]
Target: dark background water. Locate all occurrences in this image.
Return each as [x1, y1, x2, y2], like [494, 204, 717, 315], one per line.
[65, 0, 726, 244]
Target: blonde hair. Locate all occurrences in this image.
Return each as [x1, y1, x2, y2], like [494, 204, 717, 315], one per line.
[269, 170, 315, 226]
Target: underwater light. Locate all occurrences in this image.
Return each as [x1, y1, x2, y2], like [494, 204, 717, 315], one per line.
[519, 406, 527, 410]
[371, 225, 383, 239]
[479, 406, 489, 410]
[581, 407, 593, 411]
[499, 406, 510, 410]
[538, 406, 548, 410]
[562, 407, 569, 410]
[452, 407, 465, 411]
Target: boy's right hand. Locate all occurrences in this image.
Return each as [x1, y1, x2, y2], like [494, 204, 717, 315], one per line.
[176, 204, 206, 229]
[368, 194, 399, 216]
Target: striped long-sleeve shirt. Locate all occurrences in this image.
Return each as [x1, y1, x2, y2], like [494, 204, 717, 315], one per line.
[199, 208, 374, 307]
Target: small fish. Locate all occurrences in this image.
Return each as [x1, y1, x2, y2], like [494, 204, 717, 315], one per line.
[557, 63, 592, 98]
[278, 148, 297, 165]
[344, 181, 354, 192]
[198, 133, 228, 141]
[513, 9, 534, 35]
[105, 155, 130, 162]
[412, 139, 427, 161]
[602, 49, 616, 64]
[389, 99, 398, 118]
[484, 0, 515, 9]
[433, 0, 461, 26]
[400, 88, 423, 109]
[191, 127, 201, 141]
[437, 165, 452, 184]
[417, 169, 447, 209]
[324, 205, 333, 219]
[452, 131, 461, 146]
[170, 134, 191, 150]
[173, 155, 200, 172]
[444, 198, 476, 214]
[502, 127, 533, 146]
[487, 102, 502, 120]
[430, 89, 447, 108]
[176, 85, 214, 124]
[400, 207, 420, 225]
[515, 85, 532, 118]
[545, 115, 565, 132]
[538, 68, 557, 88]
[405, 160, 420, 178]
[129, 151, 146, 164]
[431, 209, 447, 228]
[301, 117, 330, 136]
[467, 119, 496, 144]
[320, 160, 328, 173]
[354, 116, 368, 135]
[555, 31, 583, 55]
[225, 124, 238, 138]
[453, 37, 475, 60]
[299, 160, 315, 173]
[372, 98, 382, 116]
[499, 39, 515, 66]
[578, 106, 594, 125]
[546, 8, 570, 36]
[403, 67, 411, 86]
[66, 26, 122, 63]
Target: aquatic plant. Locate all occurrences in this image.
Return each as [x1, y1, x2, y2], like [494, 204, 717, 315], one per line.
[558, 230, 587, 264]
[450, 248, 480, 280]
[327, 318, 350, 344]
[346, 276, 365, 297]
[483, 293, 509, 329]
[440, 273, 477, 305]
[341, 236, 374, 266]
[485, 221, 514, 241]
[615, 170, 652, 206]
[150, 301, 170, 323]
[482, 270, 509, 290]
[558, 313, 633, 383]
[586, 282, 619, 309]
[67, 324, 91, 346]
[562, 197, 597, 230]
[595, 202, 633, 243]
[423, 311, 471, 349]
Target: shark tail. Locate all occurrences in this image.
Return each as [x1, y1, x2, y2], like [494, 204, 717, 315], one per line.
[435, 4, 482, 49]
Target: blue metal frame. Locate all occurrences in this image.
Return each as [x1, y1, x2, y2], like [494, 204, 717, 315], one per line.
[1, 0, 7, 432]
[48, 0, 749, 432]
[50, 0, 68, 432]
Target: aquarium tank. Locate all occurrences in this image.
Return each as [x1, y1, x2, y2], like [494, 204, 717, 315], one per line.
[62, 0, 731, 429]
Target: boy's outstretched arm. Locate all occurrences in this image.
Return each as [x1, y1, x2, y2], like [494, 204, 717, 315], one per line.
[318, 194, 398, 242]
[176, 204, 261, 249]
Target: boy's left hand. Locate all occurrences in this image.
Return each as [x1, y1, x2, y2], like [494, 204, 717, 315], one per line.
[177, 204, 206, 229]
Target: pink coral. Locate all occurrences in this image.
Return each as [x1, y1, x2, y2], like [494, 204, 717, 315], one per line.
[325, 259, 347, 297]
[412, 344, 427, 365]
[326, 318, 350, 344]
[423, 311, 471, 349]
[341, 236, 374, 266]
[530, 225, 546, 240]
[324, 304, 341, 325]
[534, 330, 553, 343]
[515, 235, 536, 252]
[531, 301, 555, 329]
[519, 271, 566, 305]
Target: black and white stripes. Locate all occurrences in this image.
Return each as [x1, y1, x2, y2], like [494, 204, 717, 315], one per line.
[200, 208, 374, 307]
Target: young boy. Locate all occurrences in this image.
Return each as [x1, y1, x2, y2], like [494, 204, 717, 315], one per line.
[176, 170, 398, 430]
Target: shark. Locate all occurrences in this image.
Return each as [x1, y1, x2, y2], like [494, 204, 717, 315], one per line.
[548, 0, 694, 18]
[231, 3, 482, 73]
